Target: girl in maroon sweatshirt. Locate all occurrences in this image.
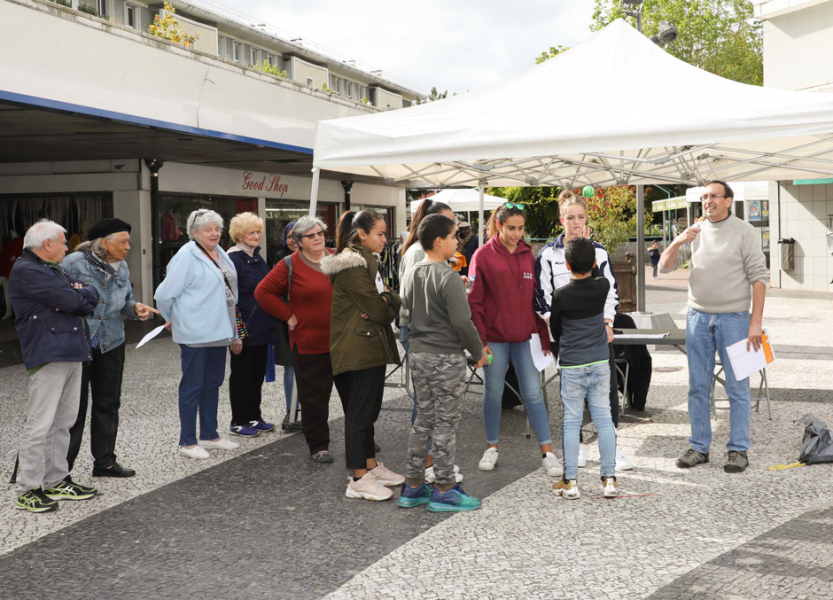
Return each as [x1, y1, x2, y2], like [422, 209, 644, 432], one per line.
[468, 204, 562, 477]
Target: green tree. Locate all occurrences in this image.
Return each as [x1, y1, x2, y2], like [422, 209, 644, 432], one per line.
[535, 45, 569, 64]
[590, 0, 762, 86]
[413, 86, 449, 106]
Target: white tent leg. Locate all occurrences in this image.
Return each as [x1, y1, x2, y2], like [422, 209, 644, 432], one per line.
[478, 181, 485, 247]
[308, 167, 321, 216]
[636, 183, 646, 312]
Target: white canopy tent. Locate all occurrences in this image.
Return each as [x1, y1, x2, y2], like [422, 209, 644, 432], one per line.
[686, 181, 769, 203]
[308, 18, 833, 310]
[409, 189, 506, 228]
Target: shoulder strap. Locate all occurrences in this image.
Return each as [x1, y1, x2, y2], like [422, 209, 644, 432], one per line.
[282, 254, 293, 303]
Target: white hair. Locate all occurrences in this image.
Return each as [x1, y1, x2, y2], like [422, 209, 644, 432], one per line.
[292, 216, 328, 245]
[187, 209, 224, 240]
[23, 219, 66, 249]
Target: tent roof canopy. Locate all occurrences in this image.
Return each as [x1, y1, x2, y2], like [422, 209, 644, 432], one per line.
[409, 188, 506, 214]
[313, 19, 833, 189]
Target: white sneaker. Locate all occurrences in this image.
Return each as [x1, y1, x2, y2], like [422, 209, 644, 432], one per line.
[478, 448, 499, 471]
[345, 473, 393, 501]
[602, 476, 620, 497]
[424, 465, 463, 484]
[179, 445, 210, 459]
[616, 449, 634, 471]
[199, 438, 239, 450]
[542, 452, 563, 477]
[368, 462, 405, 487]
[578, 444, 588, 468]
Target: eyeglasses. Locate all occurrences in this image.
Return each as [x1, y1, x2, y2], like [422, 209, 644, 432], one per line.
[700, 194, 726, 202]
[504, 202, 525, 210]
[301, 230, 325, 239]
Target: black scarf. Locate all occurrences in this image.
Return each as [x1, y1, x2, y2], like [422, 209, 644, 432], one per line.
[84, 250, 117, 281]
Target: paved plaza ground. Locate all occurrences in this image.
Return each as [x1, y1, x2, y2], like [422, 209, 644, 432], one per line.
[1, 282, 832, 599]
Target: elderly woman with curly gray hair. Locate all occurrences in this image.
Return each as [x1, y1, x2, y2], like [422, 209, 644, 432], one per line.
[155, 209, 241, 460]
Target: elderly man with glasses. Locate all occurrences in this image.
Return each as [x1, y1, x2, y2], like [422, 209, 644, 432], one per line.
[660, 180, 768, 474]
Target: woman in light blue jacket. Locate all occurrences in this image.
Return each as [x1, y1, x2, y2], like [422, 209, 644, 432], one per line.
[155, 209, 241, 460]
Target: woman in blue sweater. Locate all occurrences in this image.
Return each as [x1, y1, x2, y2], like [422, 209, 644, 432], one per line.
[155, 209, 241, 460]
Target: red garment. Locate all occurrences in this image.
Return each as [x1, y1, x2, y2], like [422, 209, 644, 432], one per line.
[0, 236, 24, 279]
[254, 250, 334, 355]
[468, 236, 551, 351]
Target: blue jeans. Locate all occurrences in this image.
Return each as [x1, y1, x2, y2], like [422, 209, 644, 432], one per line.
[179, 345, 226, 446]
[686, 309, 752, 453]
[284, 366, 295, 411]
[560, 363, 616, 480]
[482, 341, 552, 446]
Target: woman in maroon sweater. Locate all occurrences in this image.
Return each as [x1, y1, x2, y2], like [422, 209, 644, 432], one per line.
[468, 203, 562, 478]
[255, 216, 338, 463]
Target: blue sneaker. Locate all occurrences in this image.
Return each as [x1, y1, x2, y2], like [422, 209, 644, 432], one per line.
[397, 483, 432, 508]
[427, 484, 482, 512]
[249, 420, 276, 433]
[230, 424, 260, 437]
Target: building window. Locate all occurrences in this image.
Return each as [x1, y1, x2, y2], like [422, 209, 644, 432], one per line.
[233, 41, 241, 63]
[217, 35, 225, 57]
[346, 82, 352, 99]
[336, 78, 342, 95]
[306, 77, 314, 87]
[251, 48, 259, 65]
[267, 54, 276, 67]
[98, 0, 107, 17]
[125, 3, 138, 29]
[329, 74, 337, 89]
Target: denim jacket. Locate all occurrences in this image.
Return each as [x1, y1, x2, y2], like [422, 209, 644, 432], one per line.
[60, 251, 138, 354]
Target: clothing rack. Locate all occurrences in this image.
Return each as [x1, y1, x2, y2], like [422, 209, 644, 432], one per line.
[379, 240, 402, 292]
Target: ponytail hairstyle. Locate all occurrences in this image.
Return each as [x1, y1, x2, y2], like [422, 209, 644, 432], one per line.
[486, 202, 526, 239]
[336, 209, 384, 254]
[558, 189, 587, 214]
[402, 198, 452, 256]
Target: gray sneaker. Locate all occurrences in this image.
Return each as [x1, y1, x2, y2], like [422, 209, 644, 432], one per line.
[676, 449, 709, 469]
[724, 451, 749, 473]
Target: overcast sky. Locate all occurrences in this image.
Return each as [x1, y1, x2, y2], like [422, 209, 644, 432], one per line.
[236, 0, 597, 95]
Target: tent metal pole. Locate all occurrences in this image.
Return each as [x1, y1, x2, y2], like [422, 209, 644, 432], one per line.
[636, 183, 646, 312]
[478, 181, 485, 247]
[308, 167, 321, 217]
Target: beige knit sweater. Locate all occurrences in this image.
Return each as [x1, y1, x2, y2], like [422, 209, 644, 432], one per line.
[660, 214, 768, 313]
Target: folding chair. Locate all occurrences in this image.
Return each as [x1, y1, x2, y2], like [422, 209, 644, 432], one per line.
[614, 357, 630, 416]
[710, 359, 772, 420]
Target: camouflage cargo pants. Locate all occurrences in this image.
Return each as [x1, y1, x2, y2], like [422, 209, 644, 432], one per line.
[407, 353, 467, 486]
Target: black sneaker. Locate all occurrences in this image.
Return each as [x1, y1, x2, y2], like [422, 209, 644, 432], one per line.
[17, 488, 58, 513]
[44, 476, 98, 501]
[676, 449, 709, 469]
[724, 451, 749, 473]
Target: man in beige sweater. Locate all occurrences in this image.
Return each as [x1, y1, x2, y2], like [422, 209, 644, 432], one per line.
[660, 180, 768, 474]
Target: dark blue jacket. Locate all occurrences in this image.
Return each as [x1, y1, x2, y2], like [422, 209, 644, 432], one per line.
[227, 245, 278, 347]
[9, 249, 99, 370]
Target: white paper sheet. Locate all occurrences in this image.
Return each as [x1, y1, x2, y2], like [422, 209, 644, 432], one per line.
[726, 329, 775, 381]
[614, 332, 670, 340]
[530, 333, 554, 372]
[136, 324, 166, 349]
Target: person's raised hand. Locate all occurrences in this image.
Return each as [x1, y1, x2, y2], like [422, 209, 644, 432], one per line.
[134, 303, 160, 321]
[675, 226, 701, 246]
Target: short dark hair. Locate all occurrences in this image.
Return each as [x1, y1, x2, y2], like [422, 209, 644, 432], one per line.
[418, 214, 455, 251]
[565, 237, 596, 275]
[705, 180, 734, 200]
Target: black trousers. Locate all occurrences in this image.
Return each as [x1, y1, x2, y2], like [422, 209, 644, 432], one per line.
[228, 344, 269, 426]
[334, 365, 386, 470]
[293, 348, 343, 455]
[67, 343, 125, 471]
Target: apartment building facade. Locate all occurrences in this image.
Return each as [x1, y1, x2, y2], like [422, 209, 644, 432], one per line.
[756, 0, 833, 292]
[0, 0, 423, 307]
